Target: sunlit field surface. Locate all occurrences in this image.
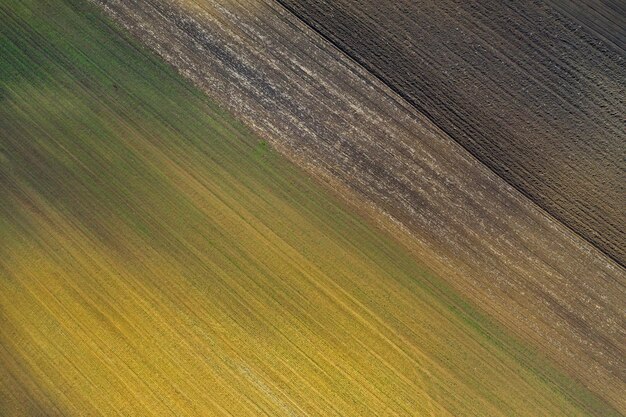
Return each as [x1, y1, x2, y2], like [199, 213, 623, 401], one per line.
[0, 0, 616, 415]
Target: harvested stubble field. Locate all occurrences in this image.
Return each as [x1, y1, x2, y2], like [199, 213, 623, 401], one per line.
[3, 0, 621, 415]
[92, 0, 626, 413]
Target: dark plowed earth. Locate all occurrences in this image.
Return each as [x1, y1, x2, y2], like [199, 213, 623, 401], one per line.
[92, 0, 625, 412]
[278, 0, 626, 266]
[548, 0, 626, 52]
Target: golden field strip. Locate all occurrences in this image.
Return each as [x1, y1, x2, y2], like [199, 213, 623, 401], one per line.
[0, 0, 620, 415]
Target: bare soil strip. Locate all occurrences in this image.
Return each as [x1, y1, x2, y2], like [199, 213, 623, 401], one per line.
[548, 0, 626, 53]
[92, 0, 625, 411]
[278, 0, 626, 266]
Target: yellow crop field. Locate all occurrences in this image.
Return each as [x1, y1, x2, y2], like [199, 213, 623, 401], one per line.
[0, 0, 617, 415]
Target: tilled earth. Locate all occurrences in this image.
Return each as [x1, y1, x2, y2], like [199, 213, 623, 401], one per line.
[278, 0, 626, 266]
[93, 0, 626, 412]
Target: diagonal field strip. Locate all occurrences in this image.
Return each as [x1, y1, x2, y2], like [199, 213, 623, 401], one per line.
[0, 0, 622, 415]
[276, 0, 626, 266]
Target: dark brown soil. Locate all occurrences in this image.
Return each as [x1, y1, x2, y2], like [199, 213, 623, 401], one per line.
[277, 0, 626, 266]
[548, 0, 626, 51]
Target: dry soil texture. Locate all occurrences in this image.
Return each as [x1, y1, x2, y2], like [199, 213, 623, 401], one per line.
[91, 0, 626, 412]
[548, 0, 626, 51]
[278, 0, 626, 266]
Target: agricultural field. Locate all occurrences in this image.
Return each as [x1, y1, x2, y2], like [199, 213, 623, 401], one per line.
[278, 0, 626, 266]
[1, 0, 623, 416]
[92, 0, 626, 412]
[548, 0, 626, 50]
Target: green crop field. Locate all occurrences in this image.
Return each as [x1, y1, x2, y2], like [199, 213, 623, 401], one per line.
[0, 0, 617, 415]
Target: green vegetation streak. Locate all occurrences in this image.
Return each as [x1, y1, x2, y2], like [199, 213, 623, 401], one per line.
[0, 0, 617, 415]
